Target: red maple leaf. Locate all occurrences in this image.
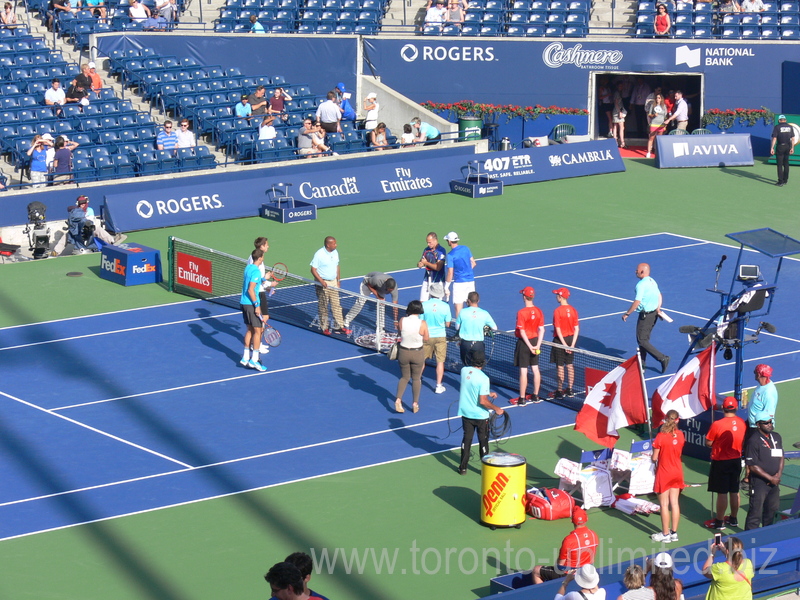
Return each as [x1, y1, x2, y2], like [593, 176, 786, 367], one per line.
[600, 382, 617, 408]
[666, 372, 697, 400]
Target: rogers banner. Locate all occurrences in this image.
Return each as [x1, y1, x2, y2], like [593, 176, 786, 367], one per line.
[103, 140, 624, 231]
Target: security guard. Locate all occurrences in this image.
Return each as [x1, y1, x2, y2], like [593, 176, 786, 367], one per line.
[770, 115, 796, 187]
[744, 418, 784, 530]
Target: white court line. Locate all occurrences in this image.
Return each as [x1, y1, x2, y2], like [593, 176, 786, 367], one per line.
[0, 420, 576, 541]
[52, 353, 369, 411]
[0, 390, 192, 468]
[0, 312, 241, 352]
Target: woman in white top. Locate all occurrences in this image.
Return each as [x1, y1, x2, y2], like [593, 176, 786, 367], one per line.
[129, 0, 150, 22]
[363, 93, 379, 131]
[395, 300, 429, 414]
[555, 565, 605, 600]
[646, 92, 667, 158]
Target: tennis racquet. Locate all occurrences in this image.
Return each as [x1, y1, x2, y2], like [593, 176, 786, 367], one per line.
[262, 323, 282, 347]
[483, 325, 496, 363]
[268, 262, 288, 296]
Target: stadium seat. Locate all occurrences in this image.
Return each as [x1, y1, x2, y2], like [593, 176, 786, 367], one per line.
[693, 25, 712, 36]
[781, 25, 800, 36]
[760, 24, 779, 36]
[525, 24, 545, 34]
[545, 24, 564, 35]
[563, 24, 585, 35]
[506, 24, 525, 34]
[673, 24, 692, 36]
[528, 11, 546, 22]
[442, 24, 461, 34]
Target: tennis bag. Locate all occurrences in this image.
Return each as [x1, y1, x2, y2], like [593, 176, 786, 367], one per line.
[525, 487, 576, 520]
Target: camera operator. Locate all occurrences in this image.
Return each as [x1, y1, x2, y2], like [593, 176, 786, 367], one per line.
[51, 196, 126, 256]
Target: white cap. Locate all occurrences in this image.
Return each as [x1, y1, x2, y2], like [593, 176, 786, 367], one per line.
[366, 92, 377, 99]
[444, 231, 459, 242]
[88, 61, 96, 68]
[654, 552, 673, 569]
[41, 133, 54, 141]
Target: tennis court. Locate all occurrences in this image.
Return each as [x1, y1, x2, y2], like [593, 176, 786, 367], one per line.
[2, 158, 800, 600]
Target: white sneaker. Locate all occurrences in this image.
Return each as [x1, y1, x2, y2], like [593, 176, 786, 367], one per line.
[240, 357, 249, 366]
[646, 152, 651, 158]
[435, 385, 446, 394]
[670, 532, 679, 542]
[248, 360, 267, 372]
[651, 531, 671, 543]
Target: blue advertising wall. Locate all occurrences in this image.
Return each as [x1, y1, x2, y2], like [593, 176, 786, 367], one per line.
[656, 133, 754, 168]
[96, 34, 359, 98]
[363, 38, 795, 112]
[103, 139, 624, 231]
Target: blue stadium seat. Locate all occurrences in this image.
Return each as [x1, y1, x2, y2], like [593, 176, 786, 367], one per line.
[528, 11, 546, 22]
[673, 24, 692, 36]
[460, 23, 480, 34]
[693, 12, 711, 24]
[781, 13, 800, 24]
[176, 147, 201, 170]
[692, 24, 712, 36]
[94, 155, 116, 180]
[563, 24, 586, 35]
[441, 24, 461, 34]
[195, 145, 217, 168]
[506, 24, 525, 34]
[635, 23, 653, 36]
[760, 24, 779, 36]
[525, 24, 545, 34]
[545, 23, 564, 34]
[781, 25, 800, 36]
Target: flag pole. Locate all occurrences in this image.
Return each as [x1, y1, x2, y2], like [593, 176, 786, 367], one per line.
[637, 352, 653, 442]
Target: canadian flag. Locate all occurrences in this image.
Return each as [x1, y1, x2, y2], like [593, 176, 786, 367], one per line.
[651, 344, 715, 427]
[575, 355, 649, 448]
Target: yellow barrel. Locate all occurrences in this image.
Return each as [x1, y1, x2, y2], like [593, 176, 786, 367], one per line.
[480, 452, 527, 529]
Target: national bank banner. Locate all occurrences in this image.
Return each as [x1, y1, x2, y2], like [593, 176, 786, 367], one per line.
[655, 133, 753, 168]
[104, 140, 624, 231]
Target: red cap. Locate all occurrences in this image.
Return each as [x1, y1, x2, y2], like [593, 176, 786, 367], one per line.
[520, 286, 535, 297]
[553, 287, 571, 299]
[722, 396, 737, 410]
[572, 507, 588, 525]
[755, 364, 773, 379]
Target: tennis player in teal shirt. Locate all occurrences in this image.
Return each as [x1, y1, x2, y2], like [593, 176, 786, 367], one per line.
[240, 248, 267, 371]
[455, 291, 497, 367]
[457, 357, 504, 475]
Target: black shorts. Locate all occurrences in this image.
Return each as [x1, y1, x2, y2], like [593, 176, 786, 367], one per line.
[514, 337, 540, 368]
[550, 335, 575, 366]
[708, 458, 743, 494]
[258, 291, 269, 316]
[241, 304, 262, 328]
[539, 565, 569, 582]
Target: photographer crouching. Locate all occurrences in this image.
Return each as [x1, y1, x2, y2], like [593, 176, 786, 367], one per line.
[51, 195, 127, 256]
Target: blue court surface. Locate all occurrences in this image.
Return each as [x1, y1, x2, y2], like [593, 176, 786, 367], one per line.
[1, 233, 798, 540]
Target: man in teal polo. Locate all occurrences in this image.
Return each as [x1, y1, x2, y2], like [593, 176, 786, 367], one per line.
[622, 262, 670, 374]
[457, 357, 504, 475]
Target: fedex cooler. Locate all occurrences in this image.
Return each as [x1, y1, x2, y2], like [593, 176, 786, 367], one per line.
[481, 452, 527, 529]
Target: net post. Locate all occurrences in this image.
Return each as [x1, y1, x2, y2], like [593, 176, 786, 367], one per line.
[375, 297, 384, 352]
[167, 236, 175, 293]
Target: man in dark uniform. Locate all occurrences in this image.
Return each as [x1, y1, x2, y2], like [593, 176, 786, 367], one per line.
[744, 418, 784, 530]
[770, 114, 795, 187]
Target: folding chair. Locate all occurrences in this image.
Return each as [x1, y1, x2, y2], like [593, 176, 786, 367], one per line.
[554, 447, 615, 509]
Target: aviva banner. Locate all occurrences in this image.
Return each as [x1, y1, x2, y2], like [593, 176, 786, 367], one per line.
[655, 133, 753, 168]
[103, 140, 624, 232]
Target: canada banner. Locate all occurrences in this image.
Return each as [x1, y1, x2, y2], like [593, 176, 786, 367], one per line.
[651, 343, 716, 427]
[575, 355, 649, 448]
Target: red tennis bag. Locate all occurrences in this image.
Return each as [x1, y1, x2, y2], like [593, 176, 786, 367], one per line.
[525, 487, 576, 520]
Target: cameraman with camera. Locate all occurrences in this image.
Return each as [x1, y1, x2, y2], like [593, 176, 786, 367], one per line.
[51, 196, 126, 256]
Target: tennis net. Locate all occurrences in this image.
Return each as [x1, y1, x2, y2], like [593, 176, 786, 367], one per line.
[168, 237, 624, 411]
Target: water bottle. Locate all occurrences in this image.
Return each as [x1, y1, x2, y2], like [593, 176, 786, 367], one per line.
[741, 388, 749, 408]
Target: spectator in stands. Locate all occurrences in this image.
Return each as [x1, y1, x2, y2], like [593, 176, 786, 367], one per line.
[76, 64, 93, 90]
[264, 562, 307, 600]
[85, 0, 106, 21]
[27, 135, 53, 186]
[651, 410, 685, 543]
[704, 397, 746, 530]
[424, 0, 446, 30]
[612, 81, 628, 148]
[363, 92, 379, 131]
[42, 133, 56, 170]
[445, 0, 464, 26]
[128, 0, 150, 23]
[333, 82, 357, 124]
[156, 120, 178, 152]
[249, 85, 268, 116]
[45, 78, 66, 116]
[648, 553, 683, 600]
[267, 87, 292, 121]
[66, 0, 81, 11]
[297, 119, 330, 157]
[86, 61, 103, 95]
[401, 123, 415, 147]
[175, 119, 196, 148]
[719, 0, 742, 11]
[527, 508, 598, 585]
[258, 115, 277, 140]
[646, 92, 667, 158]
[1, 2, 17, 27]
[617, 565, 654, 600]
[47, 0, 72, 30]
[393, 300, 429, 414]
[249, 14, 265, 32]
[235, 94, 252, 121]
[554, 565, 604, 600]
[369, 122, 389, 150]
[317, 91, 341, 133]
[744, 417, 784, 530]
[283, 552, 330, 600]
[702, 537, 754, 600]
[52, 136, 78, 184]
[663, 90, 688, 131]
[156, 0, 178, 23]
[65, 78, 89, 107]
[411, 116, 441, 145]
[654, 4, 671, 36]
[740, 0, 764, 10]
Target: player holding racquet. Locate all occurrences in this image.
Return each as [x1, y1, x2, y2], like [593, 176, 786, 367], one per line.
[417, 231, 446, 302]
[247, 237, 278, 353]
[240, 248, 268, 371]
